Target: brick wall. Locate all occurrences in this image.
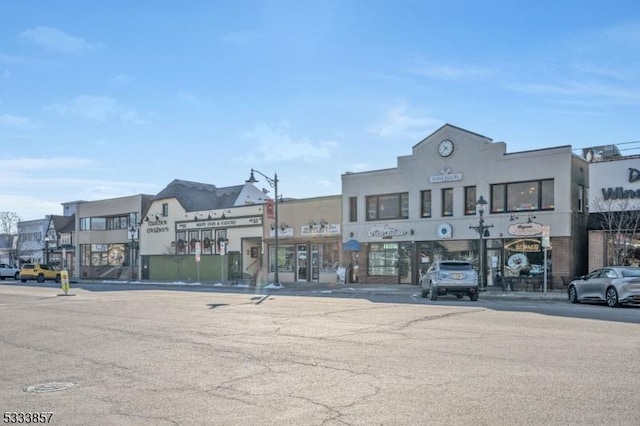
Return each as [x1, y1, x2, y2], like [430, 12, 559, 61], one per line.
[588, 231, 605, 271]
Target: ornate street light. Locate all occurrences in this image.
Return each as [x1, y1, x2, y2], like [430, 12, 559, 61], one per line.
[469, 195, 494, 288]
[246, 169, 280, 285]
[129, 226, 137, 281]
[44, 236, 50, 264]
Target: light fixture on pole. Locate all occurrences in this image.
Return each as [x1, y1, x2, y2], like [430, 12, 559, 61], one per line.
[128, 226, 137, 281]
[44, 236, 50, 264]
[469, 195, 494, 288]
[247, 168, 280, 285]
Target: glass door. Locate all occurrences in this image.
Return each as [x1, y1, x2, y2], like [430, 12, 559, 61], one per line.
[296, 244, 308, 281]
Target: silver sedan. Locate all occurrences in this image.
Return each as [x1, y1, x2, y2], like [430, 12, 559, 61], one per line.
[568, 267, 640, 307]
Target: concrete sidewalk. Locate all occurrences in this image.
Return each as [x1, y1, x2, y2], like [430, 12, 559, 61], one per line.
[96, 279, 569, 301]
[280, 282, 568, 301]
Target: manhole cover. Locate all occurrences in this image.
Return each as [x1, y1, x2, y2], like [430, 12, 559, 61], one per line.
[24, 382, 76, 393]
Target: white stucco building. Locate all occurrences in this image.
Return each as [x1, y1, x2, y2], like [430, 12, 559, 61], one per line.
[342, 124, 589, 289]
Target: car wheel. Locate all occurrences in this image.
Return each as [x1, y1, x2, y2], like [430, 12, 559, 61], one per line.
[0, 276, 5, 280]
[37, 274, 45, 283]
[21, 278, 27, 283]
[568, 285, 579, 304]
[470, 292, 479, 301]
[430, 284, 438, 301]
[606, 287, 620, 308]
[55, 275, 61, 284]
[14, 272, 20, 280]
[421, 288, 428, 298]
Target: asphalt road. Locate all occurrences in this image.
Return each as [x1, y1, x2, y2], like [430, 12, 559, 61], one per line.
[1, 283, 639, 425]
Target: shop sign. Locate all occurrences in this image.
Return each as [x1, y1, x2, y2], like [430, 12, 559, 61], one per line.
[505, 238, 541, 253]
[177, 216, 262, 231]
[301, 224, 341, 236]
[368, 224, 408, 239]
[429, 166, 463, 183]
[508, 221, 543, 236]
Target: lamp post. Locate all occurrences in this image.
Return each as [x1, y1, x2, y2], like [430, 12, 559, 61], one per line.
[129, 226, 137, 281]
[246, 168, 280, 285]
[44, 236, 50, 264]
[469, 195, 494, 288]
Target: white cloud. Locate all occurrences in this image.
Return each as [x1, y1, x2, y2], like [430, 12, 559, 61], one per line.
[0, 114, 34, 127]
[408, 59, 494, 81]
[368, 105, 441, 140]
[176, 91, 202, 105]
[346, 163, 372, 172]
[221, 31, 258, 44]
[0, 156, 94, 171]
[19, 26, 101, 55]
[47, 95, 153, 123]
[111, 74, 133, 83]
[507, 81, 640, 104]
[241, 121, 338, 162]
[603, 21, 640, 46]
[48, 95, 117, 120]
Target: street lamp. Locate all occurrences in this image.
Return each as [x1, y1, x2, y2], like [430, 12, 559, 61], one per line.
[469, 195, 494, 288]
[44, 236, 50, 264]
[128, 226, 137, 281]
[246, 168, 280, 285]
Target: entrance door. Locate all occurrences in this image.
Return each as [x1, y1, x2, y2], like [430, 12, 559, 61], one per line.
[486, 247, 502, 287]
[399, 242, 413, 284]
[296, 244, 308, 281]
[310, 244, 320, 282]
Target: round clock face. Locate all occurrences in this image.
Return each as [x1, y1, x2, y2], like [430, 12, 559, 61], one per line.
[438, 139, 454, 157]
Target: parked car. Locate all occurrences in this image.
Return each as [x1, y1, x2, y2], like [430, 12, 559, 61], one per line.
[20, 263, 61, 283]
[421, 260, 479, 301]
[568, 267, 640, 307]
[0, 263, 20, 280]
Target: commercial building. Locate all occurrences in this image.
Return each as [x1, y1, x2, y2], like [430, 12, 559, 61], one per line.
[342, 124, 589, 289]
[68, 194, 153, 280]
[586, 149, 640, 269]
[259, 195, 342, 285]
[138, 179, 267, 282]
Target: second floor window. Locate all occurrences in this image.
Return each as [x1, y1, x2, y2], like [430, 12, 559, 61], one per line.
[366, 193, 409, 220]
[442, 188, 453, 217]
[491, 179, 555, 213]
[420, 190, 432, 218]
[162, 203, 169, 217]
[465, 186, 477, 215]
[349, 197, 357, 222]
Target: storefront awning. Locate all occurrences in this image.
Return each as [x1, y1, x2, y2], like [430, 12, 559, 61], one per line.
[343, 239, 361, 252]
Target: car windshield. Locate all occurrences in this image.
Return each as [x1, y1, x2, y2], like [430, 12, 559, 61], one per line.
[621, 269, 640, 277]
[440, 262, 472, 270]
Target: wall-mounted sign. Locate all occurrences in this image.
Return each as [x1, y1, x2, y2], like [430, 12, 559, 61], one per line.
[429, 166, 463, 183]
[177, 216, 262, 231]
[301, 224, 341, 236]
[437, 223, 453, 239]
[368, 224, 408, 239]
[508, 221, 543, 236]
[269, 227, 294, 237]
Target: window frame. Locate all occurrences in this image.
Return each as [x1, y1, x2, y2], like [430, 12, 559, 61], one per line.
[490, 179, 555, 213]
[365, 192, 409, 221]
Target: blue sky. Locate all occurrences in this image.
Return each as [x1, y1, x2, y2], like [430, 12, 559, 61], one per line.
[1, 0, 640, 221]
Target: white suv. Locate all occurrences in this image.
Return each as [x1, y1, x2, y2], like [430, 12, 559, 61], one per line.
[0, 263, 21, 280]
[421, 260, 479, 301]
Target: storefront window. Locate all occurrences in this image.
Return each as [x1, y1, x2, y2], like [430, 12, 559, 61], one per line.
[319, 242, 339, 273]
[368, 242, 398, 276]
[270, 244, 295, 273]
[202, 230, 213, 254]
[504, 238, 551, 277]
